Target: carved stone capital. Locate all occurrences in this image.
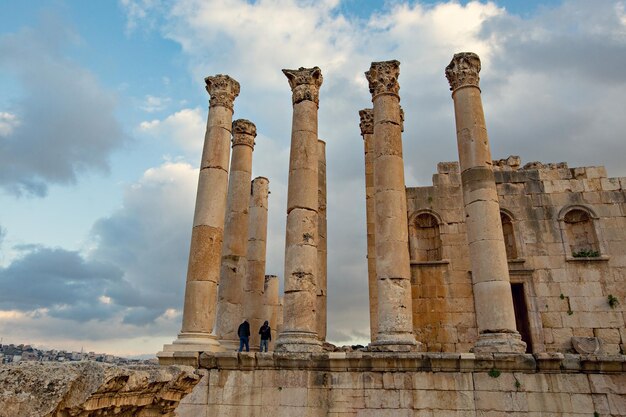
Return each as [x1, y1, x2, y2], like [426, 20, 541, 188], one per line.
[282, 67, 323, 106]
[445, 52, 481, 92]
[205, 74, 240, 110]
[232, 119, 256, 149]
[359, 109, 373, 136]
[365, 60, 400, 99]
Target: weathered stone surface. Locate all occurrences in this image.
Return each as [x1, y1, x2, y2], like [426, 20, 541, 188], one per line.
[277, 66, 322, 352]
[366, 60, 416, 351]
[173, 352, 626, 415]
[216, 119, 257, 349]
[446, 52, 523, 353]
[0, 362, 199, 417]
[162, 74, 239, 357]
[317, 139, 328, 342]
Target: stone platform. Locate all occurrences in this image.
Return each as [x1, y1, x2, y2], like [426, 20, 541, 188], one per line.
[175, 351, 626, 416]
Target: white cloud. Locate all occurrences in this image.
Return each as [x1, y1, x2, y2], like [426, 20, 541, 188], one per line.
[140, 94, 172, 112]
[0, 112, 20, 137]
[139, 107, 205, 154]
[0, 18, 126, 197]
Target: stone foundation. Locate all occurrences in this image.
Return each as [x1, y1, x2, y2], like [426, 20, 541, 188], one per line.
[175, 352, 625, 416]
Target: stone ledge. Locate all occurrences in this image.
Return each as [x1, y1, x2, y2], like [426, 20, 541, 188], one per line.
[410, 259, 450, 266]
[565, 255, 610, 262]
[197, 351, 626, 374]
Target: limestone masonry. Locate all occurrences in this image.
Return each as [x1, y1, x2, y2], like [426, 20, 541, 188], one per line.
[155, 52, 625, 416]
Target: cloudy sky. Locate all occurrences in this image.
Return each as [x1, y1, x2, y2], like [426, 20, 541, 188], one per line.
[1, 0, 625, 356]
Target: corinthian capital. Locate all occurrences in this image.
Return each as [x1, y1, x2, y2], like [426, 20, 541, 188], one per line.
[445, 52, 481, 92]
[365, 60, 400, 99]
[205, 74, 240, 110]
[282, 67, 323, 106]
[358, 109, 373, 136]
[232, 119, 256, 149]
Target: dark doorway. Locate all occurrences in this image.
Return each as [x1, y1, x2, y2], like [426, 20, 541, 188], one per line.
[511, 283, 532, 353]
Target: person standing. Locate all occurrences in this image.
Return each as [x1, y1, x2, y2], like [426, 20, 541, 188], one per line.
[259, 320, 271, 352]
[237, 319, 250, 352]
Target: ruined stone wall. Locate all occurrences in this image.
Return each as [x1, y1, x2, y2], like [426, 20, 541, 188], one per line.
[175, 352, 626, 416]
[407, 157, 626, 355]
[0, 362, 200, 417]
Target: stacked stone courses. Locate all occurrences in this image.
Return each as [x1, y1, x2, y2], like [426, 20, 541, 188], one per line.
[408, 158, 626, 355]
[175, 352, 626, 416]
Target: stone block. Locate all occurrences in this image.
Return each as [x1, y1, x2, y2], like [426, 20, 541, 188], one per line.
[548, 374, 590, 393]
[175, 403, 208, 417]
[474, 372, 517, 392]
[280, 387, 309, 407]
[591, 393, 611, 415]
[585, 166, 607, 179]
[526, 392, 573, 413]
[363, 388, 400, 408]
[600, 177, 621, 191]
[589, 374, 626, 395]
[475, 390, 515, 411]
[594, 328, 622, 344]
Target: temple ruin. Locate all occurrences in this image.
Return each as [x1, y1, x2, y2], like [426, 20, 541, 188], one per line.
[157, 53, 625, 416]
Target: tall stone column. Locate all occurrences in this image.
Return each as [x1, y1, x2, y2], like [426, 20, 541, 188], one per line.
[275, 66, 323, 352]
[263, 275, 280, 350]
[215, 119, 257, 350]
[445, 52, 526, 353]
[244, 176, 270, 350]
[159, 75, 240, 361]
[359, 108, 378, 343]
[365, 61, 417, 351]
[316, 139, 327, 342]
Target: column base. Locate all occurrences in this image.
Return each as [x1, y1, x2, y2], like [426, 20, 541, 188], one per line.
[157, 332, 225, 366]
[369, 333, 421, 352]
[472, 332, 527, 354]
[218, 338, 242, 352]
[275, 331, 322, 352]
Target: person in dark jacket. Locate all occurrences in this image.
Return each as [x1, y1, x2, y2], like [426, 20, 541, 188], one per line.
[259, 320, 271, 352]
[237, 320, 251, 352]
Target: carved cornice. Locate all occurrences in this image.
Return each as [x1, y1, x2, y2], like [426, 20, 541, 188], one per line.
[365, 60, 400, 99]
[282, 67, 323, 106]
[358, 109, 373, 136]
[232, 119, 256, 149]
[205, 74, 240, 110]
[445, 52, 481, 92]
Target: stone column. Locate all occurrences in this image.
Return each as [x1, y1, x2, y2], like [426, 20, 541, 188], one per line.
[365, 61, 417, 351]
[359, 108, 378, 343]
[244, 176, 270, 350]
[263, 275, 280, 350]
[445, 52, 526, 353]
[215, 119, 257, 350]
[316, 139, 327, 342]
[159, 75, 239, 360]
[275, 67, 323, 352]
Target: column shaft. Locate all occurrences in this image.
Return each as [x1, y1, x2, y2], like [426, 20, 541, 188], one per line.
[316, 139, 327, 342]
[215, 120, 257, 350]
[445, 52, 526, 353]
[244, 177, 270, 350]
[276, 66, 323, 352]
[359, 109, 378, 342]
[263, 275, 281, 350]
[365, 61, 417, 351]
[159, 75, 240, 361]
